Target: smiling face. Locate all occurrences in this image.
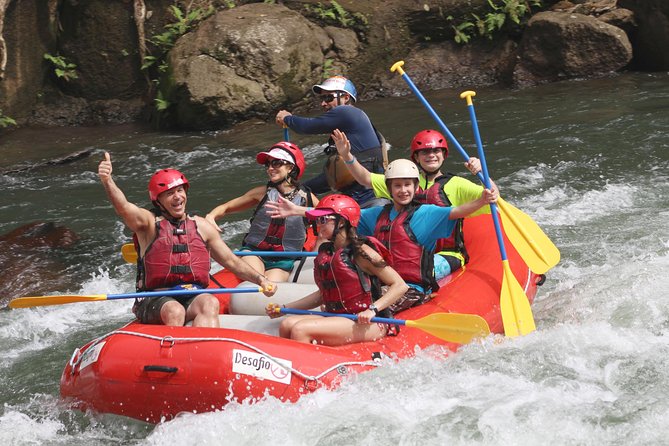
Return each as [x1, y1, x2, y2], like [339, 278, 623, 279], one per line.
[264, 157, 294, 183]
[389, 178, 418, 208]
[414, 147, 445, 173]
[157, 185, 188, 220]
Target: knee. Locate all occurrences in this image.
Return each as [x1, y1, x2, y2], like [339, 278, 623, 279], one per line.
[200, 295, 220, 316]
[161, 301, 186, 326]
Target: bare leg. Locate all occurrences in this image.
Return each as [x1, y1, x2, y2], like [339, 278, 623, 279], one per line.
[265, 268, 290, 282]
[290, 317, 387, 346]
[185, 293, 221, 327]
[279, 315, 321, 338]
[160, 300, 186, 326]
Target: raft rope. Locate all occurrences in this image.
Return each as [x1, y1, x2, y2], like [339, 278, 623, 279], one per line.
[69, 330, 381, 383]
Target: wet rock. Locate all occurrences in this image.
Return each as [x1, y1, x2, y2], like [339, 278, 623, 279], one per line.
[166, 3, 332, 130]
[513, 11, 633, 87]
[0, 222, 80, 305]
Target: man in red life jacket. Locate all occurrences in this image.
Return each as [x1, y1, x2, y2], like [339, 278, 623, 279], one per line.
[98, 152, 276, 327]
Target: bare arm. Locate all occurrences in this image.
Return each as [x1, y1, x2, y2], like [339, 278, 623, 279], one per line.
[98, 152, 153, 235]
[205, 185, 266, 231]
[196, 216, 277, 297]
[449, 187, 498, 220]
[354, 244, 409, 323]
[331, 129, 372, 188]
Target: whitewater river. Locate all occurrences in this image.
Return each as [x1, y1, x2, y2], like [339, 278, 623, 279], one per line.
[0, 72, 667, 445]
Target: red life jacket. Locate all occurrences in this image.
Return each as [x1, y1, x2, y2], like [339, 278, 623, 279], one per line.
[138, 217, 210, 291]
[413, 173, 468, 263]
[243, 186, 313, 253]
[373, 203, 438, 292]
[314, 236, 390, 314]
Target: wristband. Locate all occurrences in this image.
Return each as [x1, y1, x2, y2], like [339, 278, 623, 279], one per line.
[344, 156, 356, 165]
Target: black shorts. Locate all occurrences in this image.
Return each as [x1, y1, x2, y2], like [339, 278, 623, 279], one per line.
[132, 295, 196, 325]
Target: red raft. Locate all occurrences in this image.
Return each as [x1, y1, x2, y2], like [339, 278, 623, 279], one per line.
[60, 214, 543, 423]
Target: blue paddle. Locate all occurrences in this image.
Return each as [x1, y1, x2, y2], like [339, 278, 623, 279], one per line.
[9, 286, 263, 309]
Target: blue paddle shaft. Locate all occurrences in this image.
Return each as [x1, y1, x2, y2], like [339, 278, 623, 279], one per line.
[235, 251, 316, 257]
[280, 307, 406, 326]
[107, 287, 260, 301]
[465, 102, 509, 261]
[283, 127, 290, 142]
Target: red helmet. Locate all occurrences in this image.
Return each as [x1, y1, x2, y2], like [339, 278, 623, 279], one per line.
[410, 129, 448, 159]
[306, 194, 360, 227]
[257, 141, 306, 180]
[148, 168, 189, 201]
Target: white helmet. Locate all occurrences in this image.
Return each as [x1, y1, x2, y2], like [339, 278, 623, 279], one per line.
[385, 159, 420, 180]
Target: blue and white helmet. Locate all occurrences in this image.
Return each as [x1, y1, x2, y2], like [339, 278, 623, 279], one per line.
[312, 76, 357, 103]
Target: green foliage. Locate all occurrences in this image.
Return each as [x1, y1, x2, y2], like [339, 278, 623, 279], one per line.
[43, 53, 78, 81]
[0, 109, 17, 128]
[305, 0, 367, 29]
[143, 4, 214, 112]
[451, 0, 542, 44]
[322, 58, 335, 78]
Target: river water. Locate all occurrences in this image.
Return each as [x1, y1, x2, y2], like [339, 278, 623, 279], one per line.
[0, 72, 667, 445]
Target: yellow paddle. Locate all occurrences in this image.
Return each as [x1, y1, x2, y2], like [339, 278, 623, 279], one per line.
[497, 198, 559, 274]
[279, 308, 490, 344]
[8, 286, 264, 309]
[389, 60, 559, 275]
[460, 90, 535, 336]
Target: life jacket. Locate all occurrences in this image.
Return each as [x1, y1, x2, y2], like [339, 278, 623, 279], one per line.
[314, 236, 391, 314]
[373, 202, 438, 292]
[243, 185, 313, 253]
[414, 173, 469, 264]
[137, 217, 210, 291]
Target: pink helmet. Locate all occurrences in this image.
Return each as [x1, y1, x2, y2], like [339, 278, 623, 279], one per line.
[410, 129, 448, 160]
[148, 168, 189, 201]
[305, 194, 360, 227]
[256, 141, 306, 180]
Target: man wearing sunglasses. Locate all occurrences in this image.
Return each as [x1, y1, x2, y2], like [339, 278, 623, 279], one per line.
[275, 76, 387, 209]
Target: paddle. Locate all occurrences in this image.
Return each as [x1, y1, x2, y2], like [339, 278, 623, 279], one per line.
[283, 125, 290, 142]
[9, 286, 264, 309]
[389, 60, 559, 275]
[460, 90, 535, 337]
[279, 308, 490, 344]
[121, 243, 316, 264]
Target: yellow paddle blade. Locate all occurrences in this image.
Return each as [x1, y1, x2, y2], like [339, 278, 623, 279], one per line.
[405, 312, 490, 344]
[498, 198, 560, 275]
[499, 260, 536, 337]
[9, 294, 107, 309]
[121, 243, 138, 264]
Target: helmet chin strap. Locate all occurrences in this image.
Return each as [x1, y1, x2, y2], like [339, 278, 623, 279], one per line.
[153, 200, 183, 223]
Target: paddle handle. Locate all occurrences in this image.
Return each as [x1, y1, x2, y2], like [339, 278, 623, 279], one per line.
[107, 286, 262, 300]
[280, 307, 406, 326]
[391, 62, 486, 183]
[283, 125, 290, 142]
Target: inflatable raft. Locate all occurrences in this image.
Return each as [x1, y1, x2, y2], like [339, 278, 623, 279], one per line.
[60, 214, 543, 423]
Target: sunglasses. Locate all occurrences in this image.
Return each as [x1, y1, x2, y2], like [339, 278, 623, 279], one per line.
[316, 215, 337, 225]
[320, 93, 338, 103]
[264, 159, 291, 169]
[417, 147, 444, 156]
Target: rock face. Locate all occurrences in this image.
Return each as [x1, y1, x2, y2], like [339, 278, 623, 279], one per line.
[513, 11, 633, 87]
[618, 0, 669, 70]
[166, 3, 332, 129]
[1, 0, 668, 130]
